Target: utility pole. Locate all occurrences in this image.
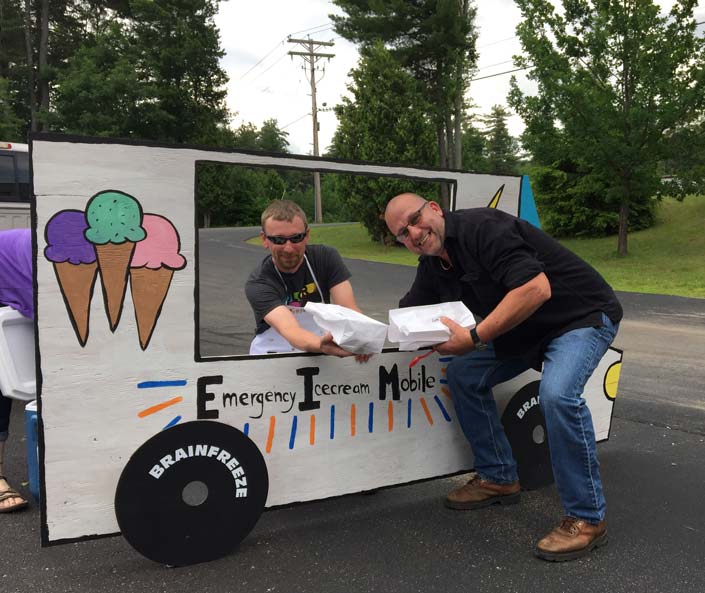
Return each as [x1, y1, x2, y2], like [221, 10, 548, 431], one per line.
[288, 37, 334, 223]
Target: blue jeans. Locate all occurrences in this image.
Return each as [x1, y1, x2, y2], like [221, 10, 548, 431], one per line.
[447, 314, 619, 523]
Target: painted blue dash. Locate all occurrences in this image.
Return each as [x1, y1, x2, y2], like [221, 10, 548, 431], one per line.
[433, 395, 452, 422]
[138, 380, 187, 389]
[330, 405, 335, 439]
[438, 357, 453, 363]
[439, 379, 448, 385]
[368, 401, 374, 433]
[407, 399, 412, 429]
[162, 415, 181, 430]
[289, 416, 298, 449]
[243, 423, 250, 436]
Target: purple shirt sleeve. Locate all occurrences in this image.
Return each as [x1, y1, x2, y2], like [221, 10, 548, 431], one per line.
[0, 228, 33, 320]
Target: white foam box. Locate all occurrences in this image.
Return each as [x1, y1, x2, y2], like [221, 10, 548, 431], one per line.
[0, 307, 36, 401]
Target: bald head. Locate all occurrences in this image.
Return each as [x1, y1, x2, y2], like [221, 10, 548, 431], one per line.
[384, 192, 446, 256]
[384, 193, 426, 231]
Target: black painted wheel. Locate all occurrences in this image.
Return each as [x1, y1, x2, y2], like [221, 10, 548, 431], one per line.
[501, 380, 554, 490]
[115, 421, 268, 566]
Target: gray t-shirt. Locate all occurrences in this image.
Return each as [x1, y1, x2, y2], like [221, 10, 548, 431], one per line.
[245, 244, 351, 335]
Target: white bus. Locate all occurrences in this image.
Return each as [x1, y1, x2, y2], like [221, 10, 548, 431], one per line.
[0, 141, 30, 230]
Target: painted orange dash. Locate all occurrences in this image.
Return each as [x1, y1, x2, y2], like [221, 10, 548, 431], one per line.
[441, 367, 447, 375]
[309, 415, 316, 445]
[388, 400, 394, 432]
[137, 396, 183, 418]
[441, 386, 452, 400]
[351, 404, 357, 436]
[419, 397, 434, 425]
[266, 416, 276, 453]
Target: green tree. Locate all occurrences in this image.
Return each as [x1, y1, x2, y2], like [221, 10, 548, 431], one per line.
[509, 0, 705, 255]
[331, 0, 477, 206]
[231, 122, 260, 150]
[197, 163, 285, 228]
[0, 0, 26, 135]
[1, 0, 105, 133]
[0, 77, 22, 138]
[480, 105, 520, 175]
[461, 117, 486, 173]
[49, 22, 144, 137]
[331, 42, 437, 242]
[196, 119, 292, 227]
[258, 118, 290, 153]
[51, 0, 229, 144]
[662, 119, 705, 197]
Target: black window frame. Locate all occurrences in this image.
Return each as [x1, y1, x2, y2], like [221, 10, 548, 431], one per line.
[0, 151, 30, 203]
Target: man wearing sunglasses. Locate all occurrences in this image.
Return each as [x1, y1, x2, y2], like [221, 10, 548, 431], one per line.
[246, 200, 365, 358]
[384, 192, 622, 562]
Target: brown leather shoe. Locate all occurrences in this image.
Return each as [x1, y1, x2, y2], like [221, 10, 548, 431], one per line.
[534, 516, 608, 561]
[444, 473, 520, 510]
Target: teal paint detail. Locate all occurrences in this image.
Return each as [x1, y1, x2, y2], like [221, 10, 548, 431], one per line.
[519, 176, 541, 229]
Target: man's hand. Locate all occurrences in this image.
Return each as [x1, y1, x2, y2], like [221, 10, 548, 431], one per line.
[319, 332, 355, 358]
[354, 353, 373, 364]
[319, 334, 372, 362]
[433, 317, 474, 355]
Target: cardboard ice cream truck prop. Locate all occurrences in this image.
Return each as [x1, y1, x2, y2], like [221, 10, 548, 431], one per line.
[31, 134, 622, 566]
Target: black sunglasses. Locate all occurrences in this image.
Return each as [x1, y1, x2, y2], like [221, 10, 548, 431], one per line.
[264, 230, 308, 245]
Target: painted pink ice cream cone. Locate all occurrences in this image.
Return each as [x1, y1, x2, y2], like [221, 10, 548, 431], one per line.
[129, 214, 186, 350]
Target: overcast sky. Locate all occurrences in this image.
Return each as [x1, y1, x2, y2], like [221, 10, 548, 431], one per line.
[215, 0, 705, 155]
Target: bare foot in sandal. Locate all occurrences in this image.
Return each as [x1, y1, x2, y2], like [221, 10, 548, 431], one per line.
[0, 475, 28, 513]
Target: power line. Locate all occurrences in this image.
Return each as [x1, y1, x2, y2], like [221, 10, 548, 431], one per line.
[282, 112, 311, 130]
[240, 24, 334, 81]
[476, 59, 515, 71]
[477, 35, 517, 49]
[289, 23, 333, 37]
[472, 19, 705, 81]
[470, 66, 530, 82]
[240, 41, 286, 80]
[249, 52, 289, 83]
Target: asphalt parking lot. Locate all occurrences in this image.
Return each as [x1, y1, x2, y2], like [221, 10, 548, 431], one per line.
[1, 227, 703, 593]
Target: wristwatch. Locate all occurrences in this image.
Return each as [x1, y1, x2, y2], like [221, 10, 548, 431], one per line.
[469, 327, 488, 351]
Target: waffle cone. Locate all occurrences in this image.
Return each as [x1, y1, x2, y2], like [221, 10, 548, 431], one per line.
[129, 267, 174, 350]
[53, 261, 98, 346]
[95, 242, 135, 331]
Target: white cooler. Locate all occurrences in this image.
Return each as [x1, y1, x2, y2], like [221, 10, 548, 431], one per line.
[0, 307, 36, 401]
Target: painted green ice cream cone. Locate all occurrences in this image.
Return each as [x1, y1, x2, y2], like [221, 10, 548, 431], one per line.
[85, 190, 146, 331]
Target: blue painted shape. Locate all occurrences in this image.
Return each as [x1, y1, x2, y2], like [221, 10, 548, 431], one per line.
[433, 396, 452, 422]
[438, 357, 453, 363]
[289, 416, 298, 449]
[519, 175, 541, 228]
[407, 399, 412, 428]
[439, 379, 448, 385]
[330, 405, 335, 439]
[368, 402, 374, 433]
[243, 423, 249, 436]
[162, 415, 181, 430]
[138, 380, 187, 389]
